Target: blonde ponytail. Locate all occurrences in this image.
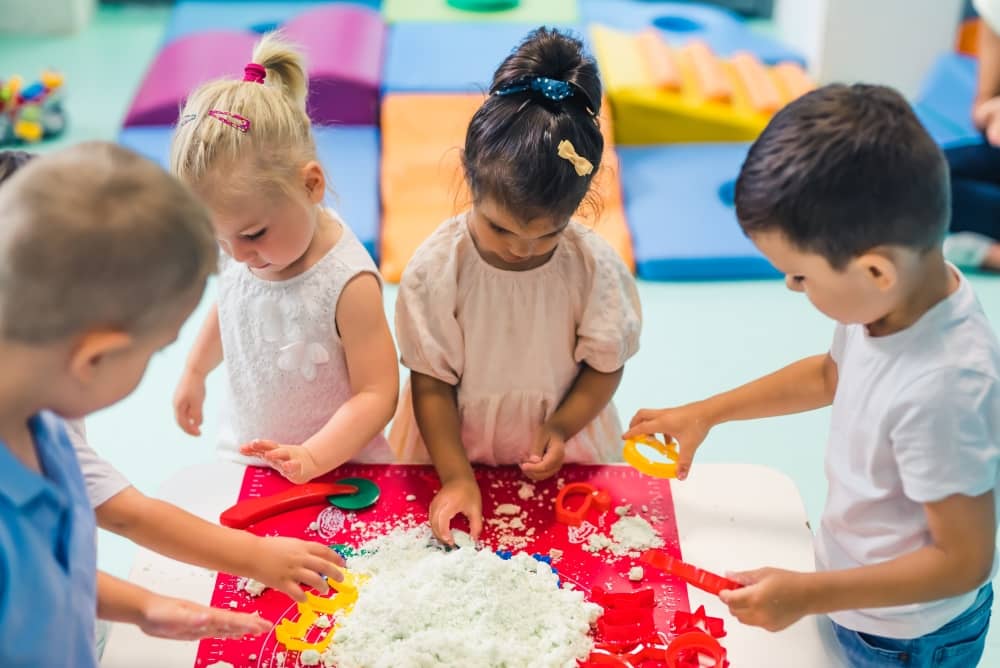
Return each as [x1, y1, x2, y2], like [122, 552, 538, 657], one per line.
[252, 31, 309, 113]
[170, 30, 317, 197]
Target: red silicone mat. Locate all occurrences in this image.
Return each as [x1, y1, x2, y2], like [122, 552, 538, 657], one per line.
[195, 464, 690, 667]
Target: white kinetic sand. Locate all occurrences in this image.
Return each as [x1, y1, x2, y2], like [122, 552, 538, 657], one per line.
[321, 526, 600, 668]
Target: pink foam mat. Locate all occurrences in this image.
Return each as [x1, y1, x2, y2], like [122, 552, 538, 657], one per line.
[124, 4, 385, 127]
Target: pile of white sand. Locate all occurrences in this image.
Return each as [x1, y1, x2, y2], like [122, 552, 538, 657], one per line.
[319, 527, 599, 668]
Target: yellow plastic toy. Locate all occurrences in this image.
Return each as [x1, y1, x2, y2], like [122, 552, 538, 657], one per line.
[623, 434, 680, 479]
[274, 570, 365, 653]
[589, 24, 814, 144]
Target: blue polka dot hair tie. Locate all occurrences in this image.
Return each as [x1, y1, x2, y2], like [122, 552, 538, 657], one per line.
[493, 76, 597, 116]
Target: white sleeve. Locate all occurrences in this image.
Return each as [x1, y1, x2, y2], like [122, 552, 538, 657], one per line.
[976, 0, 1000, 34]
[890, 368, 1000, 503]
[829, 324, 849, 366]
[65, 419, 132, 509]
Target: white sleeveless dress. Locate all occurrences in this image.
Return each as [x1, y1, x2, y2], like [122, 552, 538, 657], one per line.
[216, 215, 392, 464]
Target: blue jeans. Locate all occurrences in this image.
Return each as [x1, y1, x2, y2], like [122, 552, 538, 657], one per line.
[833, 585, 993, 667]
[947, 141, 1000, 241]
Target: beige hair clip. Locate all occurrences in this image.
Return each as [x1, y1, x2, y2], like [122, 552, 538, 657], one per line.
[557, 139, 594, 176]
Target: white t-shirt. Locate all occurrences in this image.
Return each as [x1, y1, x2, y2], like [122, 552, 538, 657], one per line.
[817, 269, 1000, 638]
[976, 0, 1000, 33]
[65, 419, 131, 509]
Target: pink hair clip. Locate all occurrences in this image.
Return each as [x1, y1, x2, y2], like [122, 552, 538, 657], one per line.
[207, 109, 251, 133]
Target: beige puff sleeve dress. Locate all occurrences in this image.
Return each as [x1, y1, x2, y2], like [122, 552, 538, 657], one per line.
[389, 213, 642, 465]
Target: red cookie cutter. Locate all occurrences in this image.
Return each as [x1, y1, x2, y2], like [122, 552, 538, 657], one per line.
[640, 550, 744, 597]
[220, 481, 358, 529]
[555, 482, 612, 526]
[591, 588, 655, 610]
[591, 588, 658, 651]
[665, 631, 729, 668]
[586, 633, 670, 667]
[670, 605, 726, 639]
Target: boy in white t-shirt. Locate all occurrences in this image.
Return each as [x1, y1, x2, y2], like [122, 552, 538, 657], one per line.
[627, 84, 999, 667]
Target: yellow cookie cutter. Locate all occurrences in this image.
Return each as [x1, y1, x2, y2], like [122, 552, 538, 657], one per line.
[623, 435, 680, 479]
[275, 570, 366, 653]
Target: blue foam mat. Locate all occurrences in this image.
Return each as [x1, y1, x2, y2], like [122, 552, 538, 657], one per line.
[618, 143, 779, 281]
[162, 0, 381, 44]
[118, 124, 381, 262]
[580, 0, 805, 66]
[383, 21, 583, 93]
[916, 53, 980, 147]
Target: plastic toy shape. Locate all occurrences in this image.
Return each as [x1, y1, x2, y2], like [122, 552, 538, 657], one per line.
[640, 550, 744, 597]
[591, 588, 655, 610]
[670, 605, 726, 639]
[623, 434, 679, 479]
[588, 633, 671, 667]
[665, 630, 728, 668]
[219, 481, 358, 529]
[447, 0, 519, 9]
[329, 477, 381, 511]
[274, 570, 363, 652]
[555, 482, 612, 526]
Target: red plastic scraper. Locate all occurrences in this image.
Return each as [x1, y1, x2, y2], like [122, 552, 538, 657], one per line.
[220, 481, 358, 529]
[640, 550, 744, 597]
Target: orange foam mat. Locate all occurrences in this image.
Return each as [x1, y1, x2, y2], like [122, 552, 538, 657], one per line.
[379, 93, 635, 282]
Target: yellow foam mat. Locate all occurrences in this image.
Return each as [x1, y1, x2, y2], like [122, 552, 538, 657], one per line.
[590, 24, 813, 144]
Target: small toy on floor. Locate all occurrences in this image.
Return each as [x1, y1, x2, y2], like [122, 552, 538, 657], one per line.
[0, 71, 66, 145]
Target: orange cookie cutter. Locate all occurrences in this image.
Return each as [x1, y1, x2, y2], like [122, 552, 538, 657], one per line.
[554, 482, 612, 526]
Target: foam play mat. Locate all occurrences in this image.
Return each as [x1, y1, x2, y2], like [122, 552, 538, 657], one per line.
[117, 0, 925, 282]
[618, 142, 779, 281]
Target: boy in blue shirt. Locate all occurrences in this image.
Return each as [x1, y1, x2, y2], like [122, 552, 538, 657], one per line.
[628, 84, 999, 667]
[0, 143, 271, 667]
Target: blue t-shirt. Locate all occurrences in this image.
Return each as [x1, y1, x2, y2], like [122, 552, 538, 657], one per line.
[0, 412, 97, 667]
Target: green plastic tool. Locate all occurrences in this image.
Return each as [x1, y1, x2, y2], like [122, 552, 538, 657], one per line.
[328, 477, 381, 510]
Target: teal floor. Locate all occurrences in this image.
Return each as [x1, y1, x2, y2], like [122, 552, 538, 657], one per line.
[3, 5, 1000, 663]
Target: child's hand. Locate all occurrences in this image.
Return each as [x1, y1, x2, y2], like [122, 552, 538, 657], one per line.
[623, 403, 713, 480]
[139, 594, 271, 640]
[173, 369, 206, 436]
[429, 476, 483, 547]
[974, 96, 1000, 146]
[247, 536, 346, 602]
[718, 567, 812, 632]
[240, 439, 321, 484]
[520, 425, 566, 481]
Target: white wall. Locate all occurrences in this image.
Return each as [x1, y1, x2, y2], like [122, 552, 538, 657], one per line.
[775, 0, 965, 97]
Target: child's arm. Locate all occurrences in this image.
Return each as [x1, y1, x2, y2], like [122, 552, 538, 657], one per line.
[719, 491, 996, 631]
[625, 353, 838, 479]
[97, 571, 271, 640]
[974, 16, 1000, 145]
[241, 275, 398, 482]
[520, 364, 624, 481]
[412, 370, 483, 546]
[173, 303, 223, 436]
[97, 486, 345, 601]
